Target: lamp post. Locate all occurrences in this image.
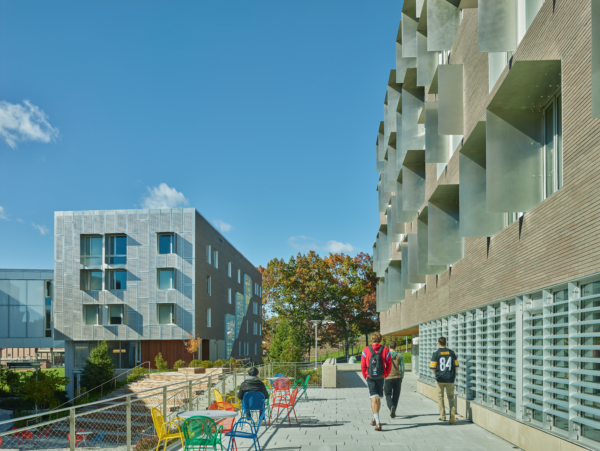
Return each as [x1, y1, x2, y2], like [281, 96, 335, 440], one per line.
[310, 320, 322, 369]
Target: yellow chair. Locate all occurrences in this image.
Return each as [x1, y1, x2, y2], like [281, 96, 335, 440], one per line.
[151, 407, 184, 451]
[212, 388, 241, 410]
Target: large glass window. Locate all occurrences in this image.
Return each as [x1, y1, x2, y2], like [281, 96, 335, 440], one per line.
[84, 305, 100, 325]
[81, 271, 102, 291]
[81, 236, 102, 265]
[109, 305, 123, 325]
[158, 234, 175, 254]
[206, 244, 211, 264]
[158, 269, 174, 290]
[544, 93, 563, 198]
[158, 304, 174, 324]
[45, 297, 52, 337]
[107, 270, 127, 290]
[207, 276, 211, 295]
[106, 235, 127, 264]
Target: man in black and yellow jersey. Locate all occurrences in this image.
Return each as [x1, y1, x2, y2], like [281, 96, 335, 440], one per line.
[430, 336, 459, 424]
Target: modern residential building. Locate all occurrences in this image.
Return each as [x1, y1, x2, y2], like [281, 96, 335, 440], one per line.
[53, 208, 262, 396]
[374, 1, 599, 450]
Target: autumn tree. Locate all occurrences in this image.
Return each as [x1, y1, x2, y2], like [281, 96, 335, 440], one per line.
[185, 333, 201, 361]
[353, 252, 379, 346]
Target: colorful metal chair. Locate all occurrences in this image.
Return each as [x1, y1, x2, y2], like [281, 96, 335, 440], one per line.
[151, 407, 184, 451]
[208, 402, 237, 451]
[213, 388, 242, 410]
[181, 416, 224, 451]
[269, 388, 299, 426]
[241, 392, 268, 430]
[225, 409, 266, 451]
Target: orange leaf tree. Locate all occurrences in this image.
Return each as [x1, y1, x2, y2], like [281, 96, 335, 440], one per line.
[185, 333, 201, 361]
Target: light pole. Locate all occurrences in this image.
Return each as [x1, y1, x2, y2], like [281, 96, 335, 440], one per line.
[310, 320, 322, 369]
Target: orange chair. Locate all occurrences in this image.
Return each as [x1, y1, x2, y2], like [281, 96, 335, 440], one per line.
[208, 402, 237, 450]
[67, 430, 83, 448]
[37, 426, 51, 441]
[269, 388, 299, 426]
[20, 431, 35, 446]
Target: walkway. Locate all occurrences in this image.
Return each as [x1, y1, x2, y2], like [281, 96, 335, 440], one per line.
[176, 372, 521, 451]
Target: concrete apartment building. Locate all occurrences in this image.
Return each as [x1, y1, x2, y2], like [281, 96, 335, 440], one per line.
[374, 1, 599, 450]
[51, 208, 262, 396]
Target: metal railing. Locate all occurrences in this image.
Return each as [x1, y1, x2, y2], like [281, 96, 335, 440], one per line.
[0, 361, 318, 451]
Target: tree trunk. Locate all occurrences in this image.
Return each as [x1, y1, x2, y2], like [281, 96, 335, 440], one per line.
[365, 333, 369, 347]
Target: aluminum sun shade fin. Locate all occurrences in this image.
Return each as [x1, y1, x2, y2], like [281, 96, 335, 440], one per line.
[459, 122, 506, 237]
[402, 14, 419, 58]
[395, 180, 419, 223]
[377, 230, 390, 276]
[417, 0, 428, 35]
[478, 0, 517, 53]
[402, 150, 427, 212]
[593, 0, 600, 117]
[416, 0, 425, 18]
[438, 64, 464, 135]
[389, 195, 406, 242]
[427, 0, 460, 51]
[417, 207, 448, 275]
[457, 0, 477, 7]
[376, 278, 390, 312]
[386, 133, 398, 195]
[401, 242, 420, 290]
[378, 181, 387, 213]
[386, 70, 402, 140]
[486, 60, 561, 212]
[387, 263, 405, 304]
[402, 68, 425, 163]
[377, 121, 385, 173]
[396, 21, 417, 83]
[428, 185, 464, 265]
[395, 104, 403, 175]
[417, 32, 440, 87]
[425, 101, 449, 163]
[408, 234, 427, 284]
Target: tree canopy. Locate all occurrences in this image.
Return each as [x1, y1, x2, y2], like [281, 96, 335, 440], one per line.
[80, 341, 115, 392]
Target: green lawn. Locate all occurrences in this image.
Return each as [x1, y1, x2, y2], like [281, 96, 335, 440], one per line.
[2, 367, 67, 391]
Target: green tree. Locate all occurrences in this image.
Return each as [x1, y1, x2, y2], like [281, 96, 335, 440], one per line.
[269, 320, 302, 362]
[0, 366, 20, 395]
[17, 369, 70, 412]
[80, 341, 115, 392]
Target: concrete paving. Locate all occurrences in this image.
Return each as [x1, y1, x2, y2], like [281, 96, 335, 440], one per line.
[175, 372, 521, 451]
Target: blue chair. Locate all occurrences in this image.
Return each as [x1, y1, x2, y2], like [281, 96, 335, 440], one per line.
[241, 392, 267, 430]
[274, 373, 285, 378]
[90, 431, 105, 446]
[225, 409, 266, 451]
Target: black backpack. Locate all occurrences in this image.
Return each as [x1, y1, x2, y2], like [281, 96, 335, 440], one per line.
[368, 345, 384, 379]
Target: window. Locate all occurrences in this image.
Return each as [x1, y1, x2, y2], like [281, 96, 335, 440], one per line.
[214, 250, 218, 268]
[207, 308, 212, 327]
[45, 281, 52, 338]
[157, 304, 174, 324]
[239, 342, 241, 356]
[246, 319, 248, 333]
[80, 236, 102, 265]
[255, 343, 257, 355]
[106, 235, 127, 264]
[237, 269, 241, 283]
[84, 305, 100, 325]
[45, 280, 51, 298]
[206, 244, 211, 264]
[207, 276, 211, 295]
[158, 233, 175, 254]
[253, 322, 257, 335]
[81, 271, 102, 291]
[228, 262, 231, 277]
[109, 305, 124, 325]
[228, 288, 232, 304]
[158, 269, 175, 290]
[544, 93, 563, 198]
[107, 270, 127, 290]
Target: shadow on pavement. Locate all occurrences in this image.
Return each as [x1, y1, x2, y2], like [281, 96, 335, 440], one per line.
[337, 371, 367, 388]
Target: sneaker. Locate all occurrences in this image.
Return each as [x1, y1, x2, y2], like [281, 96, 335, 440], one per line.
[439, 418, 446, 421]
[391, 406, 396, 418]
[371, 419, 376, 426]
[449, 407, 456, 425]
[375, 423, 382, 431]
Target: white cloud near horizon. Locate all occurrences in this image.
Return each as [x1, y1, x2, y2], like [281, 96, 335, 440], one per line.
[288, 236, 357, 254]
[214, 219, 233, 233]
[141, 183, 189, 209]
[0, 206, 7, 220]
[0, 100, 59, 148]
[32, 223, 49, 235]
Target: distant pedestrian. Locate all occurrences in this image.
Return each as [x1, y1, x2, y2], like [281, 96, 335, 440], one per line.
[430, 337, 459, 424]
[384, 341, 405, 418]
[361, 332, 392, 431]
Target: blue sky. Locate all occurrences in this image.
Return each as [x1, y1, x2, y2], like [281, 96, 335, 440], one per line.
[0, 0, 403, 269]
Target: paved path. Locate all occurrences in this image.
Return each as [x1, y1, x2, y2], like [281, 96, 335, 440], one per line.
[176, 372, 520, 451]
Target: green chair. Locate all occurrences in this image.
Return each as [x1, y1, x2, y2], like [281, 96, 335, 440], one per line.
[182, 416, 224, 451]
[292, 375, 310, 401]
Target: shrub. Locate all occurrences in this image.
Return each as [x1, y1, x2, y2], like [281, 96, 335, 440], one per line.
[155, 353, 168, 371]
[80, 341, 114, 392]
[188, 360, 202, 368]
[213, 359, 226, 368]
[173, 360, 186, 370]
[126, 367, 149, 383]
[199, 360, 214, 369]
[401, 352, 412, 364]
[133, 435, 159, 451]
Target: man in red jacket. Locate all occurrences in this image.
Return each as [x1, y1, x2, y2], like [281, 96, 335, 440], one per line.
[361, 331, 392, 431]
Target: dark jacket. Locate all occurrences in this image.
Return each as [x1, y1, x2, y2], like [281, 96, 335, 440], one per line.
[238, 376, 269, 403]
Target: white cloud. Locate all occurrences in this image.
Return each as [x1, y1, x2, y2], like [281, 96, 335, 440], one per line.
[214, 219, 233, 233]
[32, 223, 49, 235]
[288, 236, 357, 254]
[17, 218, 23, 223]
[0, 100, 59, 148]
[141, 183, 189, 209]
[0, 206, 7, 220]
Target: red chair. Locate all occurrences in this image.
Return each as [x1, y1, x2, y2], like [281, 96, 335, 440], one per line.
[67, 430, 84, 448]
[37, 426, 51, 441]
[10, 428, 23, 446]
[273, 376, 291, 399]
[20, 431, 35, 446]
[269, 388, 299, 426]
[0, 436, 3, 448]
[208, 402, 237, 451]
